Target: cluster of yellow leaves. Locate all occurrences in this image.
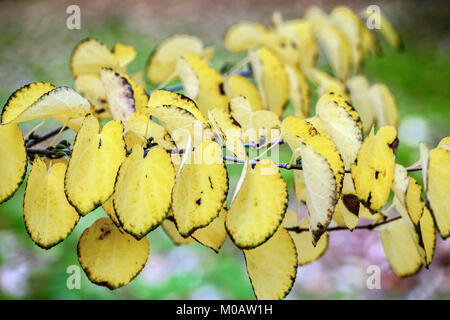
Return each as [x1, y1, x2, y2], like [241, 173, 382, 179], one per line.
[0, 5, 448, 301]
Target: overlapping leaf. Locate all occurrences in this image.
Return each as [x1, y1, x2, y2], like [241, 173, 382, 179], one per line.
[114, 144, 175, 239]
[176, 53, 228, 117]
[172, 140, 228, 237]
[78, 217, 149, 289]
[244, 227, 297, 300]
[351, 126, 397, 211]
[249, 48, 290, 117]
[0, 123, 27, 203]
[65, 115, 126, 215]
[146, 34, 206, 84]
[226, 159, 288, 249]
[24, 157, 79, 249]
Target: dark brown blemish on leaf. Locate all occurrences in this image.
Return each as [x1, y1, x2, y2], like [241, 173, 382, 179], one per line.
[219, 82, 225, 95]
[98, 228, 111, 240]
[196, 198, 202, 206]
[343, 194, 360, 216]
[208, 176, 213, 190]
[389, 137, 399, 154]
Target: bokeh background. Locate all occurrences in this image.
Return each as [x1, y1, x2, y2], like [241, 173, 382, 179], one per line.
[0, 0, 449, 299]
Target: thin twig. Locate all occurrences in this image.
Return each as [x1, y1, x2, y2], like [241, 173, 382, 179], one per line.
[285, 215, 401, 233]
[25, 126, 69, 148]
[26, 148, 71, 157]
[25, 145, 423, 174]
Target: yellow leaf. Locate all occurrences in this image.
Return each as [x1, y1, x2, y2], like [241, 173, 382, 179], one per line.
[419, 207, 436, 267]
[249, 48, 289, 118]
[330, 6, 364, 73]
[176, 54, 229, 117]
[78, 217, 149, 289]
[426, 146, 450, 238]
[125, 111, 175, 150]
[172, 140, 228, 237]
[285, 65, 310, 118]
[226, 159, 288, 249]
[244, 227, 297, 300]
[261, 32, 301, 67]
[304, 68, 346, 96]
[280, 116, 318, 151]
[0, 123, 27, 203]
[191, 205, 228, 253]
[121, 73, 149, 111]
[147, 89, 207, 124]
[161, 219, 195, 245]
[100, 68, 135, 122]
[284, 213, 329, 266]
[71, 38, 118, 77]
[351, 126, 397, 211]
[6, 87, 90, 131]
[300, 137, 339, 242]
[208, 107, 246, 159]
[304, 135, 345, 198]
[114, 144, 174, 239]
[313, 25, 352, 81]
[112, 43, 136, 67]
[146, 34, 204, 84]
[102, 197, 120, 227]
[380, 217, 423, 277]
[75, 75, 112, 119]
[224, 22, 269, 52]
[393, 164, 425, 226]
[316, 92, 363, 168]
[65, 115, 126, 215]
[148, 104, 213, 149]
[346, 75, 376, 134]
[368, 83, 399, 128]
[1, 82, 56, 124]
[223, 75, 264, 111]
[24, 157, 79, 249]
[229, 96, 281, 144]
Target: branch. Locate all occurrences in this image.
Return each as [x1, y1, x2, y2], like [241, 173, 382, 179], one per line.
[25, 126, 68, 148]
[285, 215, 401, 233]
[26, 148, 71, 157]
[25, 146, 423, 174]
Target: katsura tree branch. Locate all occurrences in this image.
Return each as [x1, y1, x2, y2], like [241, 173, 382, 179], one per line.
[285, 215, 402, 233]
[25, 126, 69, 148]
[26, 145, 423, 173]
[26, 147, 71, 158]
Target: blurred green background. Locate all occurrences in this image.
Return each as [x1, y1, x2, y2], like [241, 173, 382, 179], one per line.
[0, 0, 449, 299]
